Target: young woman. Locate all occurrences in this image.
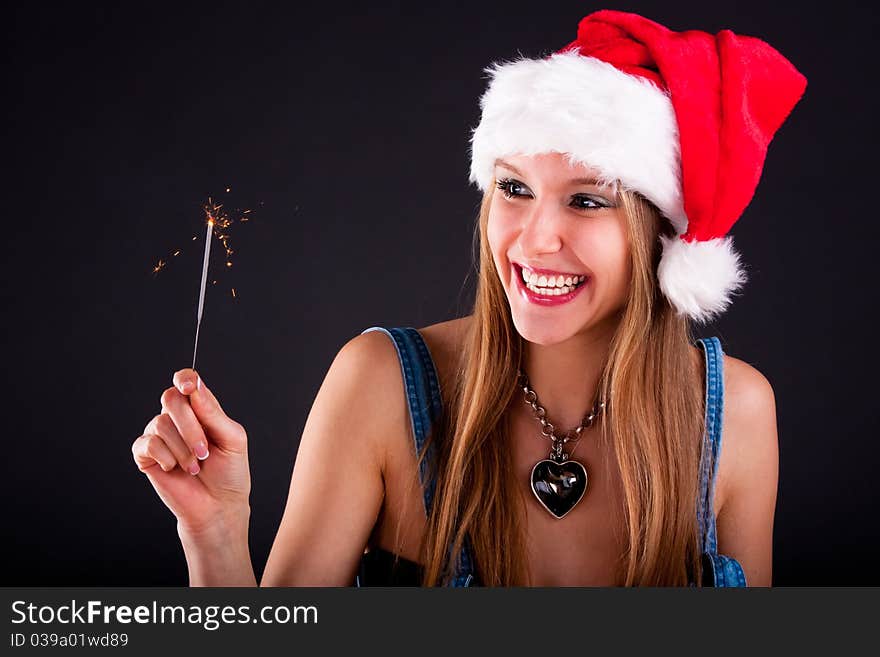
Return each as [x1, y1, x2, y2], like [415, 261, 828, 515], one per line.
[132, 10, 806, 587]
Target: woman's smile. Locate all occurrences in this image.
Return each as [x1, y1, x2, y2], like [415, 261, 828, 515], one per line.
[512, 262, 590, 306]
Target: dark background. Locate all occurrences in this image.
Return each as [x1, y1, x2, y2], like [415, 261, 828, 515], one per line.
[3, 1, 876, 585]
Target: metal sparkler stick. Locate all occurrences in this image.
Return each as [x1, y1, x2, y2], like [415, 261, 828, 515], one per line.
[191, 218, 214, 370]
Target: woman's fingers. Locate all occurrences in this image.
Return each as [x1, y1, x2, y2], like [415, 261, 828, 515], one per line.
[142, 412, 202, 475]
[132, 431, 217, 530]
[160, 385, 210, 461]
[171, 369, 247, 452]
[132, 432, 179, 473]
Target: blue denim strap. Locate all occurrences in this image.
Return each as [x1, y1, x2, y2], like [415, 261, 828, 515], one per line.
[703, 553, 748, 587]
[696, 336, 724, 556]
[694, 337, 748, 587]
[360, 326, 476, 586]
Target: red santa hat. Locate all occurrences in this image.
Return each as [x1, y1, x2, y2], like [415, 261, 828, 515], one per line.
[468, 9, 807, 323]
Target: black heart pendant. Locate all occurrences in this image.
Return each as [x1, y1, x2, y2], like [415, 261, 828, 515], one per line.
[530, 459, 588, 519]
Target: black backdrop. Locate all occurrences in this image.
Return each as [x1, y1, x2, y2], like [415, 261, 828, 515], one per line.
[3, 1, 876, 585]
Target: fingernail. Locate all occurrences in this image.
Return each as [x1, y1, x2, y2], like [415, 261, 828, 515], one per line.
[196, 375, 202, 390]
[195, 442, 209, 460]
[180, 380, 194, 394]
[188, 461, 200, 475]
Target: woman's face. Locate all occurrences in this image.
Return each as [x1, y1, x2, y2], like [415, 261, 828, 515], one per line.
[487, 152, 632, 346]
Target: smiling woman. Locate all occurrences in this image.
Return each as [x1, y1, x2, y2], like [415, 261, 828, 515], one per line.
[353, 7, 801, 586]
[133, 8, 802, 588]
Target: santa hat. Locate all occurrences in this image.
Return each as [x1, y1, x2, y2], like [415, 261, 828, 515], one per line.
[468, 9, 807, 323]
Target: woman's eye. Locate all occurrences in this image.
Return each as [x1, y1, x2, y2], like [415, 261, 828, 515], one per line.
[496, 178, 528, 199]
[571, 195, 606, 210]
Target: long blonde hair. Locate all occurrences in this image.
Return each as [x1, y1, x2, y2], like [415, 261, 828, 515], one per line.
[412, 178, 706, 586]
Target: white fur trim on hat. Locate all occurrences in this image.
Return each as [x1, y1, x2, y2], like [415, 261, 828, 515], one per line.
[657, 235, 748, 324]
[468, 49, 688, 234]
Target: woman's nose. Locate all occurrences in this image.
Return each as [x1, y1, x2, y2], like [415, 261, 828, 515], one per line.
[518, 207, 563, 258]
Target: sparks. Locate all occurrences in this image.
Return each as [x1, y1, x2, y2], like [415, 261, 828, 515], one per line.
[201, 197, 239, 267]
[151, 192, 258, 314]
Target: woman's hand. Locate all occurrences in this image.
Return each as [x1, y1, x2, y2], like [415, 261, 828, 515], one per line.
[132, 369, 251, 541]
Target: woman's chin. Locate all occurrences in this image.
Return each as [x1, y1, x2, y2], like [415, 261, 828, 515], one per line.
[511, 317, 582, 346]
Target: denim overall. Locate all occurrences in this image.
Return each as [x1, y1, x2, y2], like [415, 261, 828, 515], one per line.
[359, 326, 747, 587]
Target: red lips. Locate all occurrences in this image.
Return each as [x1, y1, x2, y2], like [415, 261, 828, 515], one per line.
[513, 263, 589, 307]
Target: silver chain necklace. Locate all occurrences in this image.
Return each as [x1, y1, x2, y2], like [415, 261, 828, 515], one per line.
[517, 368, 608, 519]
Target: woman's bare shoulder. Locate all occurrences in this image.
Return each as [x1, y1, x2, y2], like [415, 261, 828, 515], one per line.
[336, 318, 472, 466]
[334, 330, 410, 414]
[334, 329, 413, 443]
[722, 354, 777, 453]
[688, 344, 777, 426]
[715, 353, 779, 514]
[723, 355, 776, 407]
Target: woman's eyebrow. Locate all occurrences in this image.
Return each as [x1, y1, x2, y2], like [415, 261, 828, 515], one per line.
[493, 158, 603, 186]
[494, 158, 525, 176]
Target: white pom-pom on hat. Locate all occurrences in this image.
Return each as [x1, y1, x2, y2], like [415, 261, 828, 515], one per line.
[657, 235, 748, 324]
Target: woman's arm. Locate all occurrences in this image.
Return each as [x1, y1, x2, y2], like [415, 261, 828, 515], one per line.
[715, 357, 780, 587]
[260, 330, 407, 586]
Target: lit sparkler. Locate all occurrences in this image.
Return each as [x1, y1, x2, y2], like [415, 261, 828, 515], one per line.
[191, 212, 214, 370]
[149, 190, 255, 369]
[150, 189, 250, 284]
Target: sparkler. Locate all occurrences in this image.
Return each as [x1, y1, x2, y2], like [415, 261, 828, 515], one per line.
[191, 214, 214, 370]
[149, 190, 255, 370]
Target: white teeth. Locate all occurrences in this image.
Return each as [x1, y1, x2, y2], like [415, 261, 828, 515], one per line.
[519, 266, 588, 293]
